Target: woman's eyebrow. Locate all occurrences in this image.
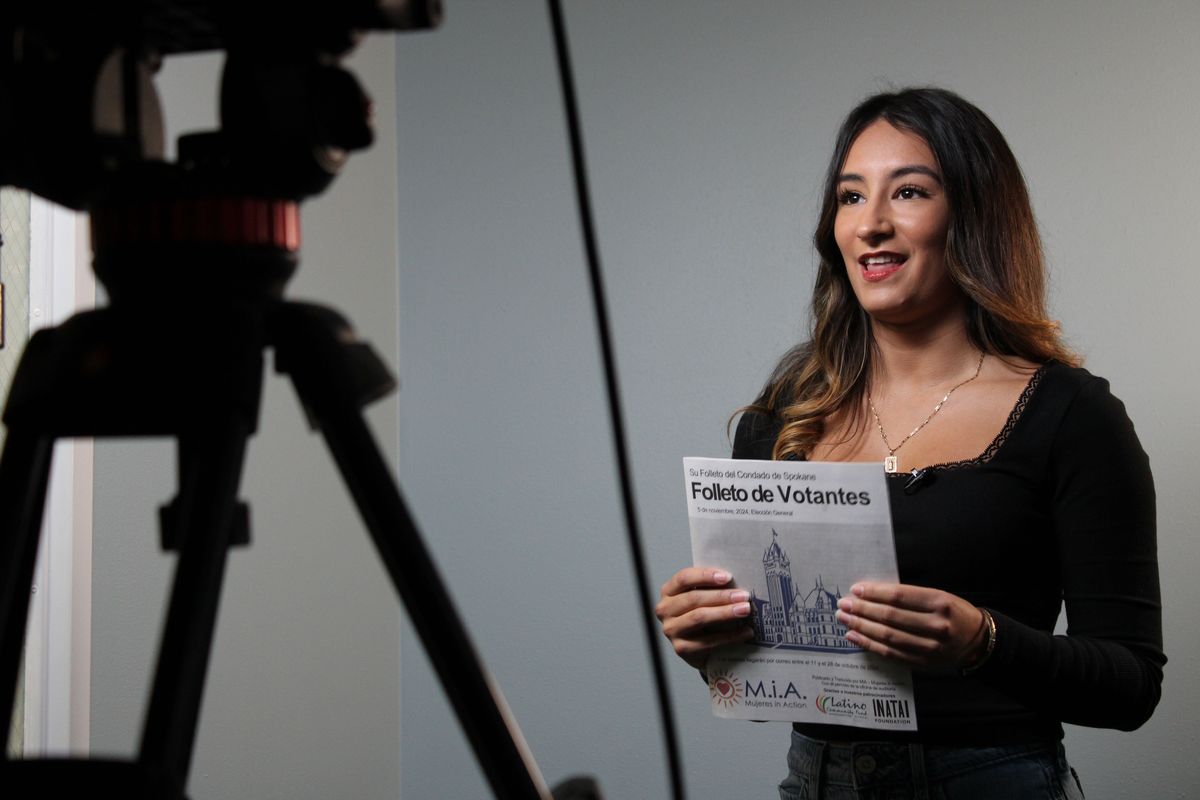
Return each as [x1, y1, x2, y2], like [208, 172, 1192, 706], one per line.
[838, 165, 944, 185]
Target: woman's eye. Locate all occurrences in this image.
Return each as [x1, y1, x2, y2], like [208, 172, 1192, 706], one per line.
[838, 190, 863, 205]
[896, 185, 929, 200]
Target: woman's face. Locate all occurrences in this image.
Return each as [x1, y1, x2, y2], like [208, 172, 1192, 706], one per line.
[833, 119, 960, 327]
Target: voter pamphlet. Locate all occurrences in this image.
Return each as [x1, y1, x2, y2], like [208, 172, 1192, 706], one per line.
[684, 457, 916, 730]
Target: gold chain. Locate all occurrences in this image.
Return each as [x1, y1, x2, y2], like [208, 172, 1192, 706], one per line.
[867, 351, 986, 472]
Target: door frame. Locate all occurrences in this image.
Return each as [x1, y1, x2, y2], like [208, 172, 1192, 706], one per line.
[22, 197, 95, 755]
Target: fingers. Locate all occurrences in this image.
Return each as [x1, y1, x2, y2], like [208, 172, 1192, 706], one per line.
[838, 593, 954, 639]
[656, 566, 740, 627]
[835, 582, 982, 667]
[662, 595, 755, 670]
[846, 582, 947, 613]
[656, 566, 755, 669]
[836, 612, 945, 663]
[669, 625, 756, 667]
[659, 566, 732, 599]
[656, 588, 753, 643]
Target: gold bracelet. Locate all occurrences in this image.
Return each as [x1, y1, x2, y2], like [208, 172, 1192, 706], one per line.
[961, 608, 996, 676]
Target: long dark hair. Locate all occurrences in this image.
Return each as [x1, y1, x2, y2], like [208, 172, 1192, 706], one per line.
[747, 87, 1077, 461]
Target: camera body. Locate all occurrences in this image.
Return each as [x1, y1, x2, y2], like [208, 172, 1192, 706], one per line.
[0, 0, 442, 209]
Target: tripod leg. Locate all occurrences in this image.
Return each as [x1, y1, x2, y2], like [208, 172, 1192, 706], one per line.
[0, 431, 55, 755]
[274, 302, 550, 799]
[137, 426, 251, 782]
[317, 409, 551, 800]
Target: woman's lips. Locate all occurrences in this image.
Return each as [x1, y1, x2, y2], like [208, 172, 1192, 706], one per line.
[859, 253, 907, 282]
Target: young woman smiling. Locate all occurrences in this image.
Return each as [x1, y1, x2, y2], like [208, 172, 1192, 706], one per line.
[656, 88, 1164, 799]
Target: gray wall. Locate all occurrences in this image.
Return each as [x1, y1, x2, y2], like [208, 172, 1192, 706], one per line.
[394, 2, 1200, 799]
[89, 39, 402, 799]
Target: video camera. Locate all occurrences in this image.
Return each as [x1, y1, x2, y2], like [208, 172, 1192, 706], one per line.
[1, 0, 441, 302]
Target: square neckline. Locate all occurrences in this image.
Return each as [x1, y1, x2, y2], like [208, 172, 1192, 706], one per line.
[884, 363, 1048, 477]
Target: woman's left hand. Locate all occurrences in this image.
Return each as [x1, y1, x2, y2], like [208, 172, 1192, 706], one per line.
[835, 582, 987, 671]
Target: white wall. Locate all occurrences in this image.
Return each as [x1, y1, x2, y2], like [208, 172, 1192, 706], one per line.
[393, 2, 1200, 799]
[88, 37, 402, 799]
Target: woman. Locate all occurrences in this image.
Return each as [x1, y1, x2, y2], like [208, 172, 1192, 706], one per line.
[656, 88, 1164, 799]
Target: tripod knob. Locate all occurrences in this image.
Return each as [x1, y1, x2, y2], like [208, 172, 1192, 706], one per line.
[160, 498, 251, 551]
[551, 776, 604, 800]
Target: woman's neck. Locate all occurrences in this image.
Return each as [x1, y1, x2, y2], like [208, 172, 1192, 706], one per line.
[869, 314, 980, 394]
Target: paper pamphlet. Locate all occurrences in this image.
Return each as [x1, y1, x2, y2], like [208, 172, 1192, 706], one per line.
[683, 456, 917, 731]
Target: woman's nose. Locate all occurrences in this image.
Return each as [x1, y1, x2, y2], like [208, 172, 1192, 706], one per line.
[857, 201, 894, 242]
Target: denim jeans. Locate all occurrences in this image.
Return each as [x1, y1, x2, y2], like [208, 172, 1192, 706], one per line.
[778, 731, 1086, 800]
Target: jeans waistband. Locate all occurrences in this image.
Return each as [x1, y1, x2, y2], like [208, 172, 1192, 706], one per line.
[801, 738, 929, 795]
[787, 732, 1066, 796]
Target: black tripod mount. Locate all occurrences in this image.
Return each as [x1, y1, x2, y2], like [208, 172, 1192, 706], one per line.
[0, 176, 600, 799]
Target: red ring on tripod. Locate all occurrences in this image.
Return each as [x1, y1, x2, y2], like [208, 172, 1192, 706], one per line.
[91, 196, 301, 252]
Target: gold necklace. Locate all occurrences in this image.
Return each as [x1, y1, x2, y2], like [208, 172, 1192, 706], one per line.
[867, 352, 986, 473]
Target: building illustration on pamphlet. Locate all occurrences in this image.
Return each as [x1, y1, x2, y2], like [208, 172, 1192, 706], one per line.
[748, 531, 859, 652]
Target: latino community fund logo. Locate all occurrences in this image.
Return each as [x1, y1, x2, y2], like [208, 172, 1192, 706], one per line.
[816, 693, 868, 719]
[709, 670, 742, 709]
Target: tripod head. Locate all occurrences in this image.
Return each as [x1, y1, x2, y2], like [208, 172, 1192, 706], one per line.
[1, 0, 442, 302]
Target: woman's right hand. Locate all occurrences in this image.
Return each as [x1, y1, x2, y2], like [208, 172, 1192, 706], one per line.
[655, 566, 756, 671]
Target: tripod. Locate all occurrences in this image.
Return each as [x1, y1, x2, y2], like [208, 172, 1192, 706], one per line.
[0, 184, 596, 798]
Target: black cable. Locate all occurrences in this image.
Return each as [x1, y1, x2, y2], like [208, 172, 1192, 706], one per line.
[544, 3, 687, 800]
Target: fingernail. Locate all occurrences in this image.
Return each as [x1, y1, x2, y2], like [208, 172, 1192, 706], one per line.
[836, 610, 851, 625]
[845, 631, 862, 646]
[713, 571, 731, 584]
[837, 597, 853, 612]
[732, 602, 751, 617]
[852, 584, 864, 596]
[730, 590, 750, 602]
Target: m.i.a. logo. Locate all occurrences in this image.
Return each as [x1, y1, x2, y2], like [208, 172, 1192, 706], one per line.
[709, 669, 742, 708]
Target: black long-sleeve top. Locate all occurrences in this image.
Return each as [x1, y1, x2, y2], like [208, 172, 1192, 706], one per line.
[731, 363, 1165, 744]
